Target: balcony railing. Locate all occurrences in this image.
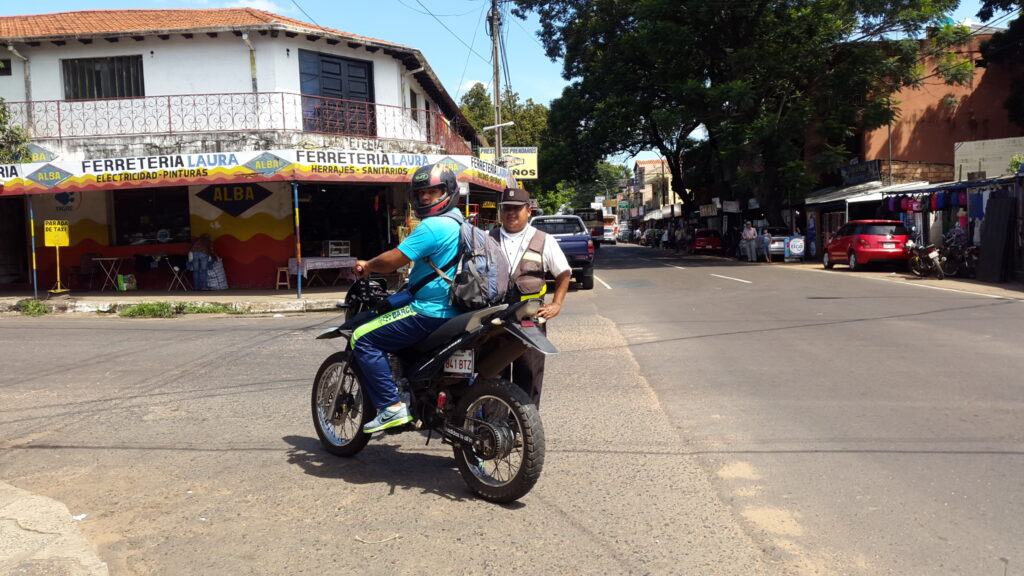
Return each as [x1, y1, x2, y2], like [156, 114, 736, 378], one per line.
[3, 92, 472, 155]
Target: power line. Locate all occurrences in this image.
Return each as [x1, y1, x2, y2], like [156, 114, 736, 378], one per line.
[290, 0, 320, 27]
[455, 3, 490, 102]
[396, 0, 479, 18]
[412, 0, 491, 64]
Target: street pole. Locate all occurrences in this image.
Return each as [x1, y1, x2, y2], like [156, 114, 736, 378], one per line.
[489, 0, 503, 165]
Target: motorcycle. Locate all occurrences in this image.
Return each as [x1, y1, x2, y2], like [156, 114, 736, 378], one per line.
[939, 234, 980, 279]
[906, 231, 944, 280]
[312, 277, 551, 503]
[906, 240, 944, 279]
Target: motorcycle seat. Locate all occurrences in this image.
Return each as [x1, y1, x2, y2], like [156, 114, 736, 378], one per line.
[412, 304, 508, 353]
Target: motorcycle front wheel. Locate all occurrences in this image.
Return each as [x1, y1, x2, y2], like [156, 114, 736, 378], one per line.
[452, 378, 545, 503]
[311, 351, 372, 456]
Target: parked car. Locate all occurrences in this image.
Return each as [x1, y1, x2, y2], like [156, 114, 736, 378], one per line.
[529, 215, 596, 289]
[764, 226, 792, 257]
[693, 229, 723, 253]
[822, 220, 910, 270]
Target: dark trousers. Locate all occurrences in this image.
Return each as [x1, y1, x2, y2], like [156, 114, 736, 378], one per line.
[511, 321, 547, 408]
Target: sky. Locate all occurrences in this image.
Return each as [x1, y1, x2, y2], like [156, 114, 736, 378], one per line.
[1, 0, 997, 167]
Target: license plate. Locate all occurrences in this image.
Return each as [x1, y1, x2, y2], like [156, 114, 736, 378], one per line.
[883, 242, 895, 249]
[443, 350, 474, 376]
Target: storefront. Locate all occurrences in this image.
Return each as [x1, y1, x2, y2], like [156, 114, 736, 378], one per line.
[0, 150, 513, 291]
[881, 176, 1020, 281]
[803, 180, 929, 259]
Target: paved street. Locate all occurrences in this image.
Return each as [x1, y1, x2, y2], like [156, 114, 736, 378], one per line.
[2, 246, 1023, 575]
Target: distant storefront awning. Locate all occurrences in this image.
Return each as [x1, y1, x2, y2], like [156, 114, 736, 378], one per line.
[805, 180, 930, 208]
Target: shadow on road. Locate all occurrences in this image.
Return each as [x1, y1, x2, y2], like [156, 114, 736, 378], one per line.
[283, 434, 492, 503]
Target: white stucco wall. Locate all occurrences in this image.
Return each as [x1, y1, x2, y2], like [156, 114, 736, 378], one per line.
[0, 32, 442, 115]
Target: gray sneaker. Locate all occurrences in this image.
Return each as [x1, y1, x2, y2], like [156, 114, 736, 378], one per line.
[363, 404, 412, 434]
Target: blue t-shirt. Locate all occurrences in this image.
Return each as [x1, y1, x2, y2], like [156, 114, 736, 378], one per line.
[398, 210, 461, 318]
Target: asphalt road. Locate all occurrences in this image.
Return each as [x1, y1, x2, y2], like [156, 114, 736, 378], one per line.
[1, 246, 1021, 575]
[0, 295, 765, 575]
[593, 244, 1024, 575]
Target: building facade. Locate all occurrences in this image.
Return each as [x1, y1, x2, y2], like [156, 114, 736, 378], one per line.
[0, 9, 512, 289]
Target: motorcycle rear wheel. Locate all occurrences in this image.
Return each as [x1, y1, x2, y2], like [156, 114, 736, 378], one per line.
[311, 351, 372, 456]
[940, 252, 960, 277]
[453, 378, 545, 503]
[908, 255, 925, 277]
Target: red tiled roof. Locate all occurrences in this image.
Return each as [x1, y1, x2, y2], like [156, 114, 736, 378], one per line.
[0, 8, 402, 47]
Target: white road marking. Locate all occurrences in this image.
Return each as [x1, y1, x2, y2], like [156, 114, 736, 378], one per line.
[595, 276, 613, 289]
[710, 273, 752, 284]
[667, 265, 687, 270]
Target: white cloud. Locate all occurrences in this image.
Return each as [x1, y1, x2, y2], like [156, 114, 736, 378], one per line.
[460, 79, 492, 93]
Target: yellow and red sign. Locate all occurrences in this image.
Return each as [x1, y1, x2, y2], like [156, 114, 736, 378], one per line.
[0, 149, 517, 196]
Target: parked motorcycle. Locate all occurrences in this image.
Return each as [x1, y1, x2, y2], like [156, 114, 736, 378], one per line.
[312, 277, 550, 503]
[939, 233, 980, 278]
[906, 230, 944, 280]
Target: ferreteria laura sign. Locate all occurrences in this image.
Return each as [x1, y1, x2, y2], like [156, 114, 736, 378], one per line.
[0, 150, 516, 195]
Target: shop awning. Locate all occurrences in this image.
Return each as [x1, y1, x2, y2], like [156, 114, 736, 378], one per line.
[805, 180, 931, 207]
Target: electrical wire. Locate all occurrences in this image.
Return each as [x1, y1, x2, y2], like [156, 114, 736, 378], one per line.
[412, 0, 491, 64]
[396, 0, 479, 18]
[455, 2, 490, 102]
[290, 0, 320, 27]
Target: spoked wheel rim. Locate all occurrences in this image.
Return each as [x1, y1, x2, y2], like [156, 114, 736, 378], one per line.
[459, 395, 525, 488]
[315, 360, 365, 447]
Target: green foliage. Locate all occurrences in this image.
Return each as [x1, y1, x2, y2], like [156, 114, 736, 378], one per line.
[0, 97, 30, 163]
[117, 301, 239, 318]
[16, 299, 49, 316]
[1009, 154, 1024, 174]
[119, 302, 176, 318]
[458, 83, 548, 148]
[513, 0, 971, 223]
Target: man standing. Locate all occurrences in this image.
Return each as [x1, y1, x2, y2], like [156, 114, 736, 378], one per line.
[351, 163, 462, 433]
[495, 188, 572, 407]
[741, 222, 758, 262]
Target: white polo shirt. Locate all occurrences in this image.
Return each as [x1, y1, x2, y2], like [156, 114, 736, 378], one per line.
[498, 224, 572, 278]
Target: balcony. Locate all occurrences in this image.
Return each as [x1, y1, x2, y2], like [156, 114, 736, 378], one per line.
[3, 92, 472, 156]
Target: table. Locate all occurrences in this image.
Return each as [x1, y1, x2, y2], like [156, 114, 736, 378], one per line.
[93, 257, 128, 292]
[151, 254, 190, 291]
[288, 257, 357, 286]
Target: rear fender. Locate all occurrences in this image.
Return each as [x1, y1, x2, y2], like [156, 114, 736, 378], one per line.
[316, 326, 352, 340]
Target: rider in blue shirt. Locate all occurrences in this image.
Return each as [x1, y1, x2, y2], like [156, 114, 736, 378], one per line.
[351, 163, 462, 433]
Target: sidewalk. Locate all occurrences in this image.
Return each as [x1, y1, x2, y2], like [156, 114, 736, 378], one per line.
[0, 286, 351, 315]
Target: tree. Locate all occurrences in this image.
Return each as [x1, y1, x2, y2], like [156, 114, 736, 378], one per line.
[0, 97, 30, 163]
[977, 2, 1024, 129]
[512, 0, 972, 223]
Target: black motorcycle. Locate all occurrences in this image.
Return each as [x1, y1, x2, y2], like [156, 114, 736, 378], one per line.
[311, 277, 551, 503]
[906, 231, 944, 280]
[939, 235, 980, 279]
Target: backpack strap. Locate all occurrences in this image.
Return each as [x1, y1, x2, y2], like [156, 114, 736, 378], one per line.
[409, 211, 463, 296]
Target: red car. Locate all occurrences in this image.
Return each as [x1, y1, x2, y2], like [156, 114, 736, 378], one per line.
[823, 219, 910, 270]
[693, 228, 723, 253]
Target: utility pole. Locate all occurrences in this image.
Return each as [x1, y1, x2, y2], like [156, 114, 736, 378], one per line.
[488, 0, 503, 165]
